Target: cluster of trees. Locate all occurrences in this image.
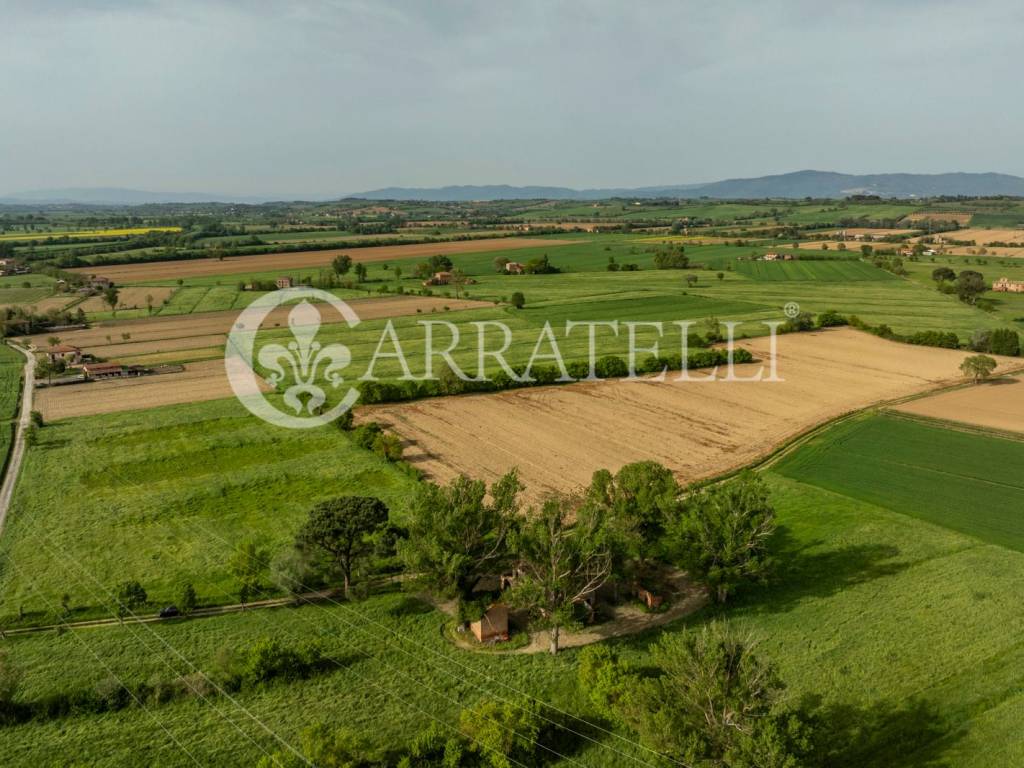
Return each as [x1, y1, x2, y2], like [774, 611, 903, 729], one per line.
[969, 327, 1021, 356]
[579, 622, 812, 767]
[931, 267, 988, 304]
[355, 346, 754, 406]
[652, 244, 689, 269]
[401, 464, 777, 654]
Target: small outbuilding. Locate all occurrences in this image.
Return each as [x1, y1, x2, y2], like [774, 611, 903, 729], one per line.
[470, 603, 509, 643]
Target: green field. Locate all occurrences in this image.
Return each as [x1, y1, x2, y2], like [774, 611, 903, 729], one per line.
[775, 413, 1024, 551]
[0, 344, 23, 469]
[735, 258, 894, 282]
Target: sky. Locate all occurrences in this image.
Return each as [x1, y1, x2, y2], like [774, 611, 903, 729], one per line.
[2, 0, 1022, 197]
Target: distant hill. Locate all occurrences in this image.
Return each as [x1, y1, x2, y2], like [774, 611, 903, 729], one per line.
[6, 171, 1024, 206]
[352, 171, 1024, 201]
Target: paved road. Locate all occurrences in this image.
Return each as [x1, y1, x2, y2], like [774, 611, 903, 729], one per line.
[0, 343, 35, 535]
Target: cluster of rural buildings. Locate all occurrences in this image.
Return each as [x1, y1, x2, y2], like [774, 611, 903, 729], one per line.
[39, 344, 143, 382]
[992, 277, 1024, 293]
[0, 258, 31, 277]
[760, 253, 795, 261]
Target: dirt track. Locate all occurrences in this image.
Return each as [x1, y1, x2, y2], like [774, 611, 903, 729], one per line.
[70, 237, 573, 283]
[366, 329, 1020, 499]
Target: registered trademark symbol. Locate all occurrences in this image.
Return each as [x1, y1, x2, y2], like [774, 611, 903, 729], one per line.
[783, 301, 800, 319]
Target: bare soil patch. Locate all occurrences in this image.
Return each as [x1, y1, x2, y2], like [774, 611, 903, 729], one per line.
[365, 329, 1020, 499]
[35, 360, 246, 420]
[70, 238, 573, 283]
[892, 376, 1024, 434]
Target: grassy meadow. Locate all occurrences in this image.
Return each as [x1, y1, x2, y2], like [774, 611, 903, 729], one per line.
[2, 424, 1024, 766]
[0, 398, 420, 623]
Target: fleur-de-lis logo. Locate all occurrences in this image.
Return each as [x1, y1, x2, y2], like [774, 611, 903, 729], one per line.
[225, 287, 360, 429]
[256, 300, 351, 415]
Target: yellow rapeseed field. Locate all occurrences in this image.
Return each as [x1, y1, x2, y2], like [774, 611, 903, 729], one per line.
[0, 226, 181, 242]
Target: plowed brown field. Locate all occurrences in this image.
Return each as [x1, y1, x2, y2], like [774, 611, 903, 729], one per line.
[893, 376, 1024, 434]
[35, 360, 246, 420]
[70, 238, 573, 283]
[365, 329, 1020, 499]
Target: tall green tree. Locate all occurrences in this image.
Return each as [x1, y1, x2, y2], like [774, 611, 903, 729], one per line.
[585, 461, 679, 573]
[331, 254, 352, 276]
[955, 270, 987, 304]
[400, 470, 522, 607]
[507, 495, 613, 654]
[296, 496, 389, 598]
[103, 285, 120, 315]
[668, 472, 775, 603]
[960, 354, 998, 382]
[620, 622, 809, 767]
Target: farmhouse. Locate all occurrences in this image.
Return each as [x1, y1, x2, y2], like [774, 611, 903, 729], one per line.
[992, 277, 1024, 293]
[422, 271, 452, 287]
[275, 276, 293, 289]
[42, 344, 81, 364]
[505, 261, 525, 275]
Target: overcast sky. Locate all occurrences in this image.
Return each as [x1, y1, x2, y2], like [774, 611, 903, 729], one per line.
[3, 0, 1021, 197]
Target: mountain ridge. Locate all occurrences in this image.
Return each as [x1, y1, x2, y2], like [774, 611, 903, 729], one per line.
[5, 170, 1024, 205]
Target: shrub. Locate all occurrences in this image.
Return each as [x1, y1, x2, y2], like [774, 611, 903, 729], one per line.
[351, 422, 382, 449]
[371, 432, 404, 462]
[594, 355, 629, 379]
[906, 330, 959, 349]
[816, 309, 847, 328]
[509, 291, 525, 309]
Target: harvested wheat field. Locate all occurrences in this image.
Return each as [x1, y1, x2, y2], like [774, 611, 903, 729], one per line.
[34, 360, 256, 420]
[892, 375, 1024, 434]
[70, 238, 573, 283]
[365, 329, 1020, 499]
[927, 228, 1024, 246]
[27, 295, 492, 361]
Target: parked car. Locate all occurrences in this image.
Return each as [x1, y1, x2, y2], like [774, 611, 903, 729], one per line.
[158, 605, 180, 618]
